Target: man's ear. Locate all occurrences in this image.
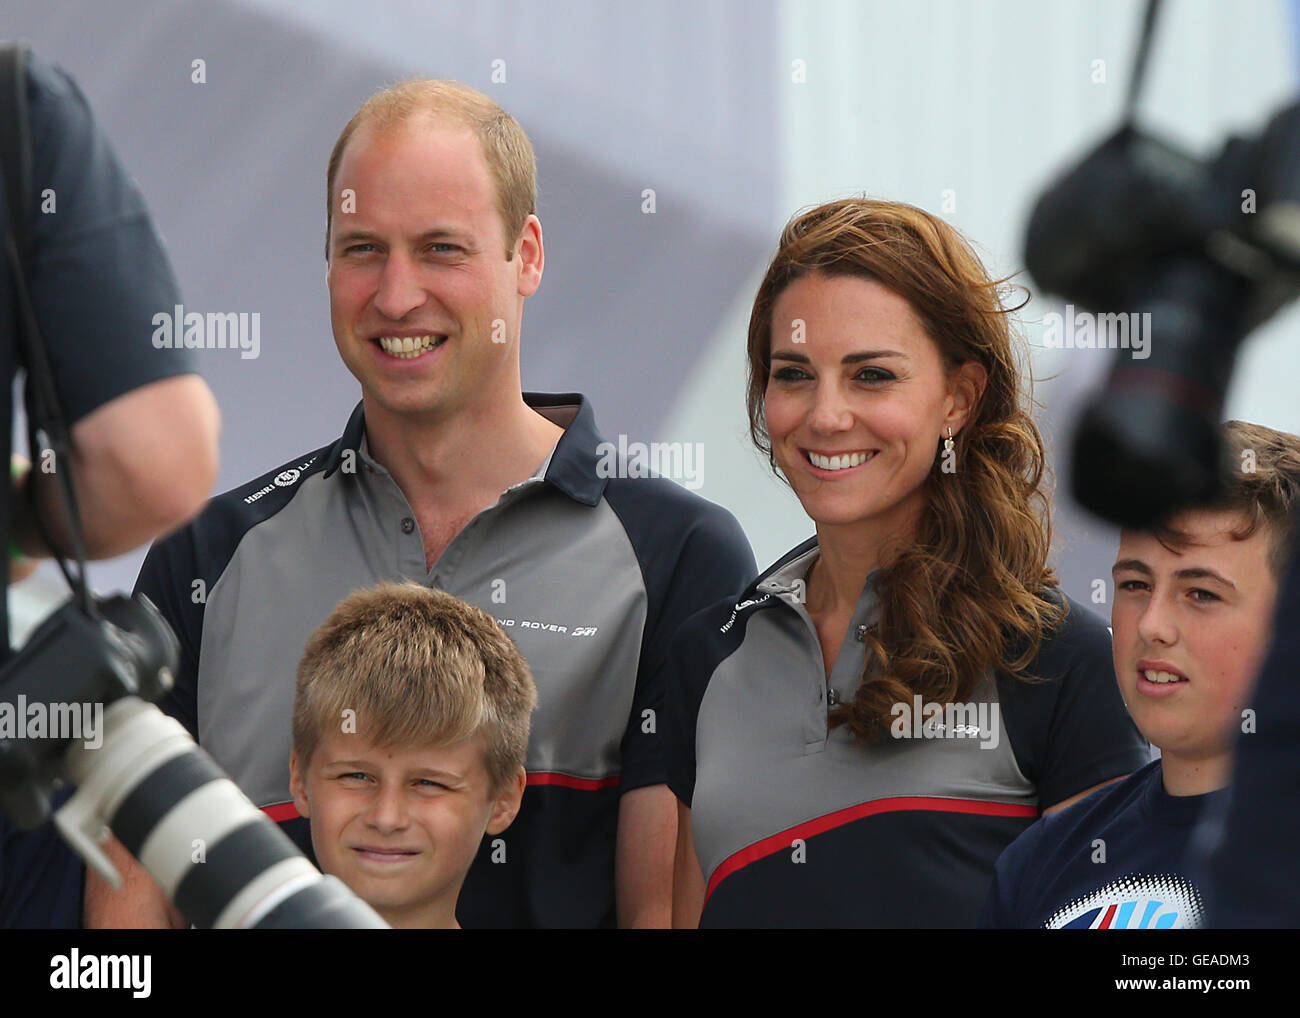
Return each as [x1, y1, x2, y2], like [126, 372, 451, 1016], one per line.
[513, 215, 544, 299]
[947, 360, 988, 435]
[289, 749, 311, 820]
[486, 767, 527, 836]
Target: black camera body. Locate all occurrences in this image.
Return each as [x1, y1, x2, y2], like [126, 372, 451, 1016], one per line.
[1025, 104, 1300, 528]
[0, 593, 176, 829]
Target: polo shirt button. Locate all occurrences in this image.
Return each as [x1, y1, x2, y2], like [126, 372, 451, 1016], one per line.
[401, 517, 415, 534]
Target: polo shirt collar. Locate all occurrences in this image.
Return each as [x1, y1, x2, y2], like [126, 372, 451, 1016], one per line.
[754, 537, 883, 632]
[321, 401, 366, 477]
[320, 392, 608, 506]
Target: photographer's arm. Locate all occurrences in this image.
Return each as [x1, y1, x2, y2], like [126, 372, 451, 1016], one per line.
[11, 373, 219, 561]
[25, 372, 217, 930]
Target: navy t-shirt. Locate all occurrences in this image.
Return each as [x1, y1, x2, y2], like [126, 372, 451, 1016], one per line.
[979, 758, 1224, 929]
[0, 49, 193, 929]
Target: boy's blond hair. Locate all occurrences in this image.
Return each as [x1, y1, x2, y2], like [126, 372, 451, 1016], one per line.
[293, 583, 536, 792]
[1155, 420, 1300, 573]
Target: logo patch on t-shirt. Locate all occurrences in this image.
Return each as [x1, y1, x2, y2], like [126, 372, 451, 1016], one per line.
[1046, 873, 1204, 929]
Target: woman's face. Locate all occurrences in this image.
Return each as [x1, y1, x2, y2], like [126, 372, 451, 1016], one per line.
[764, 272, 976, 540]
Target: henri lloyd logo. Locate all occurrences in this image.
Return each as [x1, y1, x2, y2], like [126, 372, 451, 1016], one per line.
[152, 304, 261, 360]
[0, 696, 102, 749]
[244, 458, 316, 504]
[890, 694, 1001, 749]
[719, 594, 772, 633]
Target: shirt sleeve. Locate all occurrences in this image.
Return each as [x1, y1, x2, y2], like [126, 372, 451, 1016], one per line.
[998, 594, 1151, 811]
[21, 51, 197, 423]
[608, 485, 756, 794]
[665, 598, 748, 811]
[133, 523, 206, 739]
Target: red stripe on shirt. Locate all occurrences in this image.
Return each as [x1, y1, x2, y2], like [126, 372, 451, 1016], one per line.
[262, 802, 301, 822]
[704, 795, 1038, 903]
[526, 772, 621, 791]
[1099, 903, 1118, 929]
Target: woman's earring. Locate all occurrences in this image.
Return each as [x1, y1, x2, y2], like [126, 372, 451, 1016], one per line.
[944, 427, 955, 454]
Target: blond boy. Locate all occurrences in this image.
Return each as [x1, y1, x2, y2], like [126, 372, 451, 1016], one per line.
[290, 583, 535, 928]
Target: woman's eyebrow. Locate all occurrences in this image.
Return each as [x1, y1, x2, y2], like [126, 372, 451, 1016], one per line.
[771, 349, 906, 363]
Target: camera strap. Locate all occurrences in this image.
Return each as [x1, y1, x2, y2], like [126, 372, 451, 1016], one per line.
[0, 41, 95, 614]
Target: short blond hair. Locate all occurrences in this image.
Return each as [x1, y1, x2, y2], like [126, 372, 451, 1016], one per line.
[293, 583, 536, 792]
[325, 78, 537, 259]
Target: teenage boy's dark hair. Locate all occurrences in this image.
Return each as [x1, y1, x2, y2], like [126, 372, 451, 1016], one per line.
[1155, 420, 1300, 574]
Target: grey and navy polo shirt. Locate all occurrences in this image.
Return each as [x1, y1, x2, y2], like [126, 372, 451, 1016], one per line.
[135, 392, 756, 928]
[665, 538, 1149, 928]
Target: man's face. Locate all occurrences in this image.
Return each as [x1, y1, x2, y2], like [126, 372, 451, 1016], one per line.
[326, 116, 541, 424]
[1111, 509, 1279, 764]
[290, 730, 522, 927]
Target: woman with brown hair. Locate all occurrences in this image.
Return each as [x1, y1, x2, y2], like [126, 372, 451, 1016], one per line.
[664, 198, 1149, 928]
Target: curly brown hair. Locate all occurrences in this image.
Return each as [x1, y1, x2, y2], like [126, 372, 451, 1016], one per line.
[746, 198, 1065, 742]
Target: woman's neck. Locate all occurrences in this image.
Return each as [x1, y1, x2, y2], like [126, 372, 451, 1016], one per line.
[807, 513, 919, 614]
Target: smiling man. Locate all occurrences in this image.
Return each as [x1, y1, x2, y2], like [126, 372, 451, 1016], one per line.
[980, 421, 1300, 929]
[84, 80, 755, 929]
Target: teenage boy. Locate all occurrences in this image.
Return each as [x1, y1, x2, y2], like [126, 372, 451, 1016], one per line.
[289, 582, 536, 929]
[980, 420, 1300, 929]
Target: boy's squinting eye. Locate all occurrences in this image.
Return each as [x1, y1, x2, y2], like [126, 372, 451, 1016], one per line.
[1189, 588, 1222, 604]
[1116, 578, 1150, 593]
